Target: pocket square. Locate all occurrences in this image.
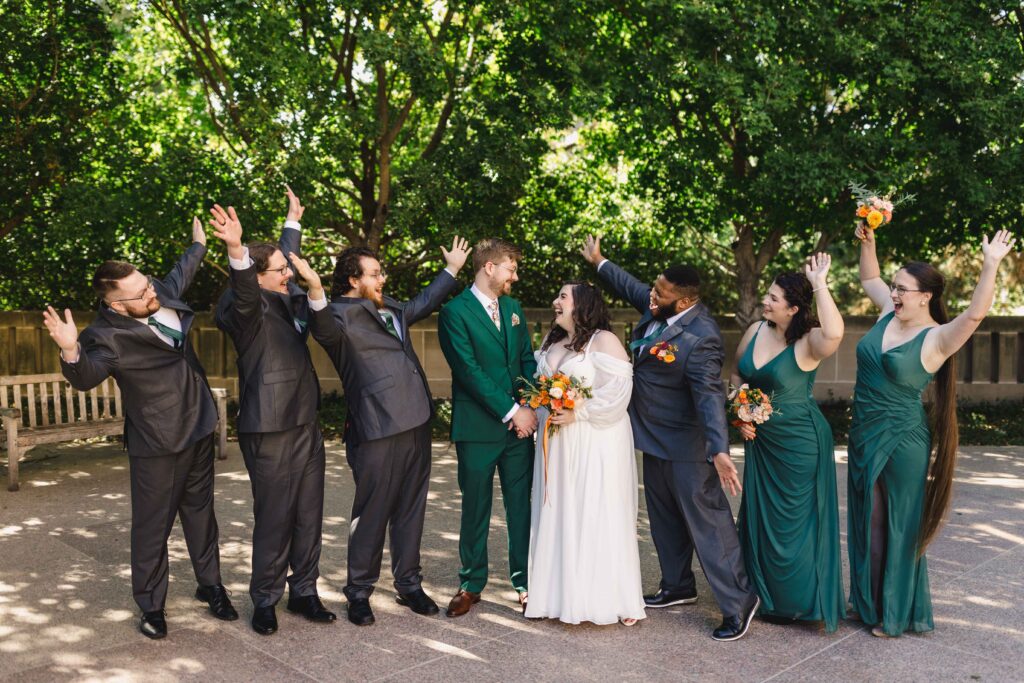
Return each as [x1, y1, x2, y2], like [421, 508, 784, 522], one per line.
[511, 313, 521, 326]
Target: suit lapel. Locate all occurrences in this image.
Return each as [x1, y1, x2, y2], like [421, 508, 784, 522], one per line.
[99, 306, 180, 353]
[499, 296, 514, 360]
[634, 304, 701, 366]
[461, 289, 504, 347]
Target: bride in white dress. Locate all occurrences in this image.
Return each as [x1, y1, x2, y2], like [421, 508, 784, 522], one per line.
[524, 282, 646, 626]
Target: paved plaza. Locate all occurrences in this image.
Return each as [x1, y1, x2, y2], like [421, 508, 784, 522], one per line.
[1, 441, 1022, 682]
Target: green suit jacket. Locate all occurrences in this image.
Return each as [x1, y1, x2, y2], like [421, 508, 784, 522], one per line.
[438, 288, 537, 444]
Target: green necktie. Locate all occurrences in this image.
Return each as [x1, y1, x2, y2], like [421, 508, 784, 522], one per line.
[147, 317, 185, 348]
[380, 310, 401, 340]
[628, 321, 666, 353]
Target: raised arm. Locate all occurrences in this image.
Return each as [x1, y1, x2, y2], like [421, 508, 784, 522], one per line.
[402, 236, 470, 324]
[856, 224, 893, 314]
[582, 235, 652, 313]
[210, 204, 263, 334]
[278, 184, 304, 261]
[438, 306, 519, 420]
[43, 307, 116, 390]
[801, 252, 844, 363]
[924, 230, 1017, 371]
[160, 217, 208, 300]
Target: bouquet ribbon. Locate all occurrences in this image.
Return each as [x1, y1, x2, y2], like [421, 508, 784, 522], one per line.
[541, 415, 551, 505]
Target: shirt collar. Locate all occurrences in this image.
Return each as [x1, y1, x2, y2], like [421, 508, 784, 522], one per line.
[470, 283, 499, 310]
[661, 301, 696, 328]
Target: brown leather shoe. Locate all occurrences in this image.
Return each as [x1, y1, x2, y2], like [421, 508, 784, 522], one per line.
[445, 590, 481, 618]
[518, 591, 528, 615]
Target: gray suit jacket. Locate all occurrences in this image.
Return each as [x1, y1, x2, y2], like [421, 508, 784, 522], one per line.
[60, 242, 219, 458]
[597, 260, 729, 462]
[311, 270, 458, 444]
[215, 227, 320, 434]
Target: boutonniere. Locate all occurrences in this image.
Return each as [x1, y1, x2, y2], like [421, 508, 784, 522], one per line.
[650, 341, 678, 363]
[511, 313, 521, 326]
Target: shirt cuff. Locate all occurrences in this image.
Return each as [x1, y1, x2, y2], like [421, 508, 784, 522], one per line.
[60, 344, 81, 364]
[501, 403, 519, 423]
[284, 220, 301, 230]
[443, 267, 458, 278]
[596, 259, 608, 271]
[308, 295, 329, 312]
[228, 246, 253, 271]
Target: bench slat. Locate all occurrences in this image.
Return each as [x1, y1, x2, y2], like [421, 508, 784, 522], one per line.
[100, 380, 110, 418]
[15, 421, 125, 446]
[52, 381, 63, 424]
[65, 380, 76, 423]
[0, 373, 65, 387]
[38, 382, 49, 426]
[77, 386, 87, 422]
[89, 386, 99, 421]
[0, 385, 7, 408]
[113, 383, 122, 418]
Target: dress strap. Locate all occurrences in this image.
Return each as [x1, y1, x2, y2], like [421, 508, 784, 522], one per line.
[583, 331, 600, 354]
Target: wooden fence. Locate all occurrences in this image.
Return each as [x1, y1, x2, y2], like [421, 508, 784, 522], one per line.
[2, 310, 1022, 402]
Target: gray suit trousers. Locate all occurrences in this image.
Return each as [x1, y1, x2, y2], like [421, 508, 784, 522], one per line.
[240, 422, 326, 608]
[129, 434, 222, 613]
[643, 453, 754, 617]
[343, 422, 432, 600]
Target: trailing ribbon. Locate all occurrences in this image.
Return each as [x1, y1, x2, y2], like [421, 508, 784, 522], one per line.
[542, 415, 552, 505]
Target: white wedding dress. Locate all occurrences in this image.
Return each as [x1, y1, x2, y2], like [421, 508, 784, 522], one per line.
[524, 338, 646, 624]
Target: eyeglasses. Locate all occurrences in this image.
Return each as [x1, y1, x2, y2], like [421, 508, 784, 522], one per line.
[889, 283, 922, 297]
[494, 263, 518, 275]
[109, 277, 154, 303]
[263, 264, 292, 276]
[363, 270, 387, 281]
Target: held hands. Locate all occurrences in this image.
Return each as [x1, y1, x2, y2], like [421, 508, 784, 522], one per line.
[440, 236, 472, 275]
[580, 235, 604, 265]
[209, 204, 245, 261]
[713, 452, 743, 496]
[287, 253, 325, 300]
[192, 216, 207, 246]
[285, 184, 304, 223]
[510, 406, 538, 439]
[42, 306, 80, 360]
[981, 229, 1017, 264]
[804, 252, 831, 290]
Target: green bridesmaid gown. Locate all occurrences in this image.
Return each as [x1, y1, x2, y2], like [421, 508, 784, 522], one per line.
[736, 323, 844, 632]
[848, 311, 934, 635]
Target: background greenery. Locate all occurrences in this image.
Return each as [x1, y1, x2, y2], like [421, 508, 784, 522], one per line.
[2, 1, 1023, 321]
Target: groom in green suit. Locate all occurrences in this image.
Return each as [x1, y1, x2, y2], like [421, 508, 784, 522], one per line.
[438, 238, 538, 617]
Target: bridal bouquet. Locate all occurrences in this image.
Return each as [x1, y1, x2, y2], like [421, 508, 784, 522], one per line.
[519, 372, 593, 502]
[728, 383, 776, 428]
[849, 181, 916, 235]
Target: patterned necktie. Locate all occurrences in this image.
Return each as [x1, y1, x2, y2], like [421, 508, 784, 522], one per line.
[380, 310, 401, 340]
[488, 300, 501, 330]
[628, 321, 666, 354]
[147, 317, 184, 348]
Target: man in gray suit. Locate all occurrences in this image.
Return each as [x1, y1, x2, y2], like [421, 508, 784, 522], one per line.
[311, 237, 470, 626]
[211, 190, 335, 635]
[582, 235, 760, 642]
[42, 220, 237, 640]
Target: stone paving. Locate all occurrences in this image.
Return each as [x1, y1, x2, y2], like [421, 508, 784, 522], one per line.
[1, 441, 1022, 682]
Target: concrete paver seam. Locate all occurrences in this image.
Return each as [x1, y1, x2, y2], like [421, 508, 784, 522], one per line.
[759, 625, 870, 683]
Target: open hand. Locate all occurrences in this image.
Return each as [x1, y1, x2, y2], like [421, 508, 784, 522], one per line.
[580, 235, 604, 265]
[42, 306, 79, 355]
[804, 252, 831, 290]
[287, 252, 324, 298]
[440, 235, 472, 274]
[209, 204, 244, 251]
[713, 452, 742, 496]
[192, 216, 207, 246]
[982, 229, 1017, 263]
[285, 184, 304, 222]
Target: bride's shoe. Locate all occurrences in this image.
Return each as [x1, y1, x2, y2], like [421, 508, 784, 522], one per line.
[619, 617, 638, 626]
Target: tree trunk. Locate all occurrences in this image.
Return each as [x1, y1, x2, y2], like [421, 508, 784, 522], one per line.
[730, 219, 784, 328]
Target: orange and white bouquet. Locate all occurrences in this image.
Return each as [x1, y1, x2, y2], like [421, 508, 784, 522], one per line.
[519, 372, 593, 501]
[728, 383, 776, 429]
[849, 181, 916, 235]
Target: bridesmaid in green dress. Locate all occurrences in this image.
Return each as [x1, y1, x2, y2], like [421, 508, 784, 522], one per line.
[850, 225, 1017, 637]
[732, 253, 845, 632]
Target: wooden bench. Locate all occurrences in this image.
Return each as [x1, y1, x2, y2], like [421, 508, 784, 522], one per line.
[1, 373, 229, 492]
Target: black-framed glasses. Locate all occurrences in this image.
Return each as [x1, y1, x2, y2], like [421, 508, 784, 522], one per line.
[109, 277, 154, 303]
[889, 283, 922, 297]
[263, 264, 293, 276]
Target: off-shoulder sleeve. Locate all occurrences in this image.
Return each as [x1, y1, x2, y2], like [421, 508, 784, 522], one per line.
[573, 351, 633, 428]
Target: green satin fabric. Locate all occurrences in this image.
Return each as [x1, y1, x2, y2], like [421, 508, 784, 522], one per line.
[848, 312, 935, 635]
[736, 326, 844, 632]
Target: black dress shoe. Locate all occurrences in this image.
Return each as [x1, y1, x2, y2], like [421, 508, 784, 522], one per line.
[251, 606, 278, 635]
[347, 598, 375, 626]
[643, 588, 698, 608]
[139, 610, 167, 640]
[395, 589, 440, 616]
[195, 583, 239, 621]
[287, 594, 337, 623]
[712, 595, 761, 642]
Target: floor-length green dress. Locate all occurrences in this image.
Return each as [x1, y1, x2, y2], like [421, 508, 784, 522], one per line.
[848, 312, 934, 635]
[736, 324, 844, 632]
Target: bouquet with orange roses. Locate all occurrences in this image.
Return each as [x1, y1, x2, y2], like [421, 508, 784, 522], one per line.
[728, 383, 776, 435]
[519, 372, 593, 501]
[849, 181, 916, 236]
